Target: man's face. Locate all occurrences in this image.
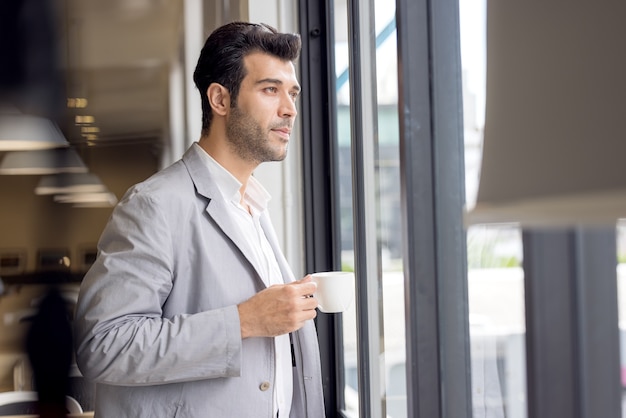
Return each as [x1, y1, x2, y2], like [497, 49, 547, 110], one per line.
[225, 51, 300, 164]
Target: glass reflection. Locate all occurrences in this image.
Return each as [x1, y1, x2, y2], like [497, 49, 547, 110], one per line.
[461, 0, 525, 416]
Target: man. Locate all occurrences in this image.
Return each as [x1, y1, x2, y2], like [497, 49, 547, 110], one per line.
[74, 22, 325, 418]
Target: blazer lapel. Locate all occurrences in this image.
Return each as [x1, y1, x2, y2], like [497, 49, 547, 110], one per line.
[206, 199, 272, 287]
[182, 145, 270, 287]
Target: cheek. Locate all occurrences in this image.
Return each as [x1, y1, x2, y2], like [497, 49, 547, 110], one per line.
[238, 96, 278, 129]
[256, 112, 274, 130]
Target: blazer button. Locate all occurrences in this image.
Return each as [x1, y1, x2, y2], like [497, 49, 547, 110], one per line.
[259, 381, 271, 391]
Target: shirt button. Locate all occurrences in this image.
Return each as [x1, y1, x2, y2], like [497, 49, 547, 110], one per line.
[259, 381, 271, 391]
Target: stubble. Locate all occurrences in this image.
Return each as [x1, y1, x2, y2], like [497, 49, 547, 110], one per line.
[225, 105, 289, 164]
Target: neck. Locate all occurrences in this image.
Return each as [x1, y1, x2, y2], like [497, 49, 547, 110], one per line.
[197, 134, 257, 187]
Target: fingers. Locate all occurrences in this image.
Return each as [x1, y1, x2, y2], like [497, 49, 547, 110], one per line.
[238, 281, 318, 339]
[276, 282, 318, 310]
[286, 276, 317, 298]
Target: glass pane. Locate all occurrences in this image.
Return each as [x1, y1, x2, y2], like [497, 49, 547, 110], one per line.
[333, 0, 406, 416]
[617, 221, 626, 416]
[459, 0, 527, 416]
[332, 2, 357, 415]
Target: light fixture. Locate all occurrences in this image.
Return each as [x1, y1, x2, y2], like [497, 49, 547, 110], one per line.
[35, 173, 107, 195]
[72, 201, 117, 209]
[67, 98, 88, 108]
[75, 115, 95, 125]
[465, 2, 626, 227]
[0, 113, 69, 151]
[53, 192, 118, 207]
[80, 127, 99, 134]
[0, 148, 88, 175]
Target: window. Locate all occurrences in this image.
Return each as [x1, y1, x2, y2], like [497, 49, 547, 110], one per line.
[301, 0, 471, 416]
[302, 1, 624, 417]
[332, 1, 405, 416]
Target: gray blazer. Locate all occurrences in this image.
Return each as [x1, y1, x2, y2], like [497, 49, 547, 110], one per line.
[74, 145, 325, 418]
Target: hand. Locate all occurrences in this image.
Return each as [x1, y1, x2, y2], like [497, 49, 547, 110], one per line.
[238, 276, 318, 338]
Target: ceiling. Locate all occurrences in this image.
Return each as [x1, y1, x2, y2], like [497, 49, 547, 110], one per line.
[58, 0, 183, 149]
[2, 0, 249, 158]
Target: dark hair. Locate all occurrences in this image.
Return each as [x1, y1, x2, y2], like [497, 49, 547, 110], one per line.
[193, 22, 301, 135]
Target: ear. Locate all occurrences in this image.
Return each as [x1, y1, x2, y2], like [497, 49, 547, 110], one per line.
[207, 83, 231, 116]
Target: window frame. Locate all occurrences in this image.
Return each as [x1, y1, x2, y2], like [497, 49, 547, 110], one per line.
[299, 0, 472, 416]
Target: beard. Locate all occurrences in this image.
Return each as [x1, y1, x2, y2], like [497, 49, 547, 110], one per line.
[225, 105, 289, 164]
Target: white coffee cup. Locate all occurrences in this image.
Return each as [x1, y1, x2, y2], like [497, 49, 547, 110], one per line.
[310, 271, 355, 313]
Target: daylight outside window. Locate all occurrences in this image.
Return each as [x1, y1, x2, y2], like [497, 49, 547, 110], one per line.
[331, 0, 530, 416]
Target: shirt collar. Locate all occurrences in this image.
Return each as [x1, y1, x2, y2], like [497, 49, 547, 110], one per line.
[193, 143, 271, 212]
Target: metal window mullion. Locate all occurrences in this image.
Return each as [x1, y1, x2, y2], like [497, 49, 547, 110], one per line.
[575, 229, 621, 418]
[396, 1, 440, 412]
[346, 1, 384, 417]
[523, 227, 621, 418]
[428, 1, 472, 417]
[298, 0, 345, 415]
[396, 0, 471, 417]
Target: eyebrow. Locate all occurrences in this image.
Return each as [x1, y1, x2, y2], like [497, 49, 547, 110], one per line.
[256, 78, 301, 92]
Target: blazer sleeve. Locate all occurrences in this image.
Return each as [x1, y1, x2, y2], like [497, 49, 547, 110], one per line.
[74, 187, 243, 386]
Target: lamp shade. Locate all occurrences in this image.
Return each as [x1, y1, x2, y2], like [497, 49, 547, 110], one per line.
[53, 192, 118, 207]
[0, 148, 88, 175]
[35, 173, 107, 195]
[465, 2, 626, 226]
[0, 113, 69, 150]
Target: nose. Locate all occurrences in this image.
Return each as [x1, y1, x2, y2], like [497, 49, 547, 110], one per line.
[279, 93, 298, 119]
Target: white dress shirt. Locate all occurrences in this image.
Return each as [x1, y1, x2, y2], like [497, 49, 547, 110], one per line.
[195, 143, 292, 417]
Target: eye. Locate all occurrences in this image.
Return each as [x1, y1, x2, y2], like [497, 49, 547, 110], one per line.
[289, 91, 300, 101]
[264, 87, 278, 94]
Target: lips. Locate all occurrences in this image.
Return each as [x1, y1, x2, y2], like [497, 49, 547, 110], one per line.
[272, 127, 291, 139]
